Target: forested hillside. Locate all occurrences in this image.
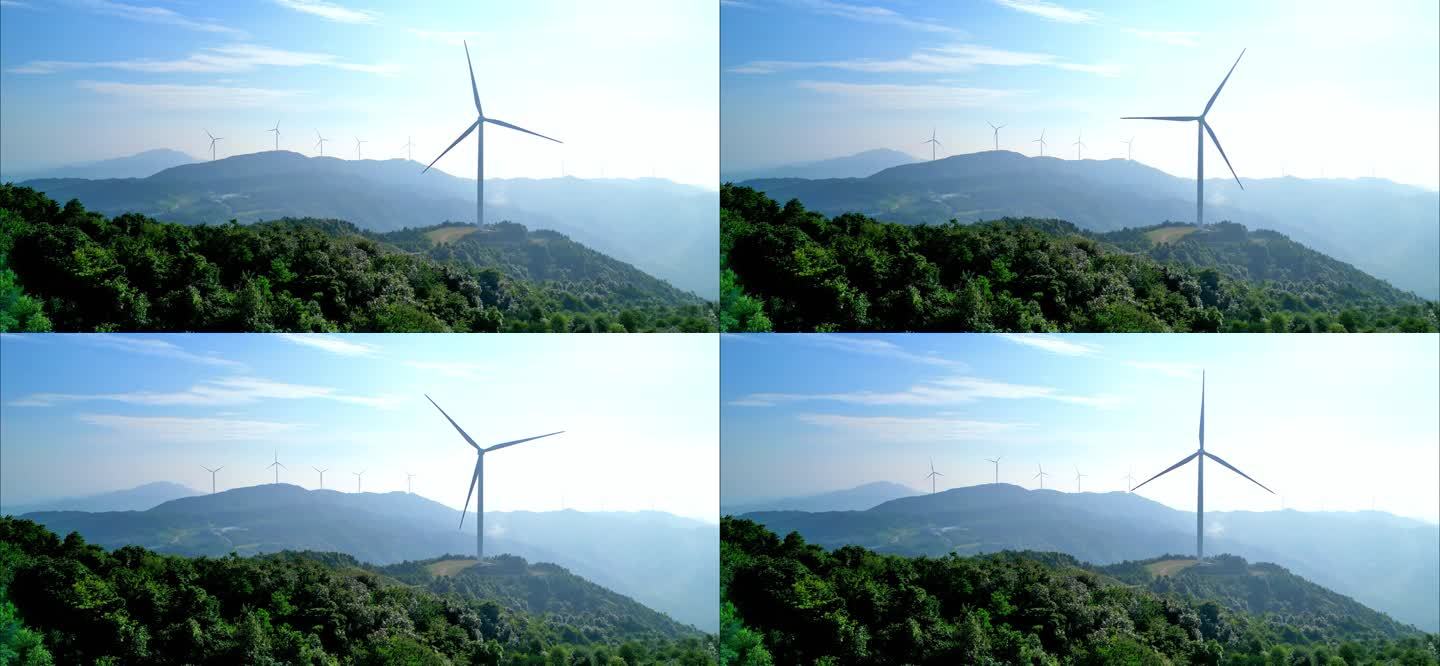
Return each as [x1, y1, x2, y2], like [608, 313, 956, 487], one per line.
[0, 185, 715, 332]
[720, 518, 1439, 665]
[0, 517, 714, 665]
[720, 185, 1438, 333]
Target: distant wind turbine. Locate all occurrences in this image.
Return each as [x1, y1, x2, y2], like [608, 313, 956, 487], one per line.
[355, 137, 367, 160]
[1032, 129, 1047, 157]
[313, 467, 328, 489]
[1131, 371, 1274, 560]
[426, 393, 564, 560]
[1121, 136, 1135, 160]
[314, 130, 329, 157]
[985, 456, 1002, 484]
[1123, 49, 1247, 226]
[201, 465, 223, 494]
[1073, 131, 1087, 160]
[266, 451, 285, 484]
[424, 40, 562, 227]
[205, 130, 223, 161]
[922, 128, 943, 161]
[353, 470, 366, 493]
[1075, 467, 1087, 492]
[924, 458, 944, 494]
[1033, 463, 1050, 490]
[401, 137, 414, 161]
[987, 121, 1006, 151]
[267, 120, 281, 151]
[406, 472, 416, 494]
[1122, 469, 1136, 492]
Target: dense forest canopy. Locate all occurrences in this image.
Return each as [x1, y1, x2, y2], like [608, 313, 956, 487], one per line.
[0, 184, 715, 332]
[0, 517, 714, 665]
[720, 184, 1438, 333]
[720, 517, 1440, 665]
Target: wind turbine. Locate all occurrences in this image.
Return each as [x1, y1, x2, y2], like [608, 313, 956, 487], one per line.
[424, 40, 563, 227]
[205, 130, 223, 161]
[924, 458, 944, 494]
[315, 130, 329, 156]
[1122, 469, 1136, 492]
[1121, 136, 1135, 160]
[922, 128, 942, 161]
[353, 470, 366, 493]
[426, 393, 563, 560]
[1131, 371, 1274, 560]
[355, 137, 367, 160]
[201, 465, 223, 494]
[1123, 49, 1247, 226]
[401, 136, 414, 161]
[1073, 131, 1087, 160]
[267, 120, 281, 151]
[266, 451, 285, 484]
[987, 121, 1006, 151]
[985, 456, 1002, 484]
[1032, 129, 1047, 157]
[313, 467, 328, 489]
[1033, 464, 1050, 489]
[1075, 467, 1088, 492]
[406, 472, 416, 494]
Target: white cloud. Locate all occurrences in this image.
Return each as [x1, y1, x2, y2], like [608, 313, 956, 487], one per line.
[795, 81, 1025, 110]
[279, 333, 380, 357]
[0, 1, 34, 8]
[805, 335, 967, 368]
[74, 81, 304, 109]
[733, 43, 1118, 78]
[10, 376, 398, 409]
[77, 413, 303, 442]
[1125, 28, 1200, 47]
[790, 0, 962, 34]
[71, 0, 244, 36]
[271, 0, 376, 24]
[12, 44, 399, 76]
[992, 0, 1098, 24]
[731, 375, 1121, 409]
[796, 413, 1031, 442]
[999, 333, 1102, 356]
[82, 335, 244, 369]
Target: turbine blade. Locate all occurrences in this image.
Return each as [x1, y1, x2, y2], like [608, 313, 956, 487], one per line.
[1203, 121, 1244, 190]
[425, 393, 481, 449]
[1130, 451, 1200, 492]
[422, 120, 480, 174]
[459, 459, 480, 529]
[1121, 116, 1196, 121]
[485, 118, 562, 144]
[485, 430, 564, 452]
[1203, 48, 1245, 116]
[463, 40, 482, 115]
[1204, 451, 1274, 494]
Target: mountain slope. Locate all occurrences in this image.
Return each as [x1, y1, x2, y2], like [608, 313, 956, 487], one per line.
[13, 150, 718, 297]
[720, 184, 1438, 332]
[721, 517, 1438, 665]
[0, 149, 196, 181]
[1, 481, 199, 515]
[0, 184, 716, 332]
[0, 517, 713, 665]
[20, 483, 719, 631]
[736, 483, 1440, 632]
[722, 148, 916, 181]
[739, 150, 1439, 298]
[721, 481, 920, 514]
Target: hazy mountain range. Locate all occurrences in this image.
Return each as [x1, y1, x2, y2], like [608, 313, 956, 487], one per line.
[12, 483, 718, 631]
[721, 148, 916, 182]
[1, 481, 200, 515]
[0, 148, 196, 182]
[721, 481, 919, 514]
[738, 150, 1439, 299]
[736, 482, 1439, 632]
[12, 150, 717, 298]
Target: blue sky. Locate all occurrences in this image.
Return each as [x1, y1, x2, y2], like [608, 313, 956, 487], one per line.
[721, 333, 1440, 523]
[722, 0, 1440, 189]
[0, 0, 717, 187]
[0, 334, 719, 522]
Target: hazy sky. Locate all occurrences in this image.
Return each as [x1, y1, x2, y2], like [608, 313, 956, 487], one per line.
[721, 333, 1440, 524]
[0, 334, 719, 523]
[722, 0, 1440, 190]
[0, 0, 718, 187]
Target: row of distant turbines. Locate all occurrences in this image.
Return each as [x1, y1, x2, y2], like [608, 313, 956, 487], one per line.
[199, 456, 419, 494]
[925, 457, 1134, 494]
[922, 124, 1135, 162]
[204, 125, 415, 162]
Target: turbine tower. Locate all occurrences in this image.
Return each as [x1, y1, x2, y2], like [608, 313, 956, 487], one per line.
[401, 137, 414, 161]
[922, 128, 942, 161]
[1032, 129, 1047, 157]
[924, 458, 943, 494]
[1122, 469, 1136, 492]
[1121, 136, 1135, 160]
[424, 40, 562, 227]
[1075, 467, 1087, 492]
[267, 120, 281, 151]
[1033, 464, 1050, 489]
[1073, 131, 1086, 160]
[205, 130, 223, 161]
[355, 137, 367, 160]
[426, 393, 563, 560]
[353, 470, 365, 493]
[985, 456, 1002, 484]
[201, 465, 223, 494]
[1131, 371, 1274, 559]
[313, 467, 328, 489]
[315, 130, 329, 156]
[987, 121, 1006, 151]
[1123, 49, 1246, 225]
[406, 472, 416, 494]
[266, 451, 285, 484]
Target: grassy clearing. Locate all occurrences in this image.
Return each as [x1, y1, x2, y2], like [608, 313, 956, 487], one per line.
[424, 225, 481, 244]
[1144, 226, 1199, 245]
[1145, 558, 1199, 577]
[426, 558, 479, 577]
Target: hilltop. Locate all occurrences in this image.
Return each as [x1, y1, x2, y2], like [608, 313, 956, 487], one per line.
[720, 184, 1437, 332]
[1, 481, 199, 514]
[0, 517, 713, 664]
[0, 184, 715, 332]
